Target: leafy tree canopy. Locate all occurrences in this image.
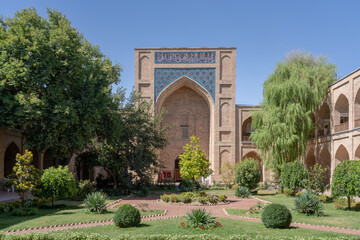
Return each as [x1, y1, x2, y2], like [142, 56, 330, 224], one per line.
[234, 158, 261, 191]
[93, 91, 167, 190]
[280, 161, 309, 192]
[0, 8, 121, 162]
[251, 51, 336, 176]
[179, 135, 213, 191]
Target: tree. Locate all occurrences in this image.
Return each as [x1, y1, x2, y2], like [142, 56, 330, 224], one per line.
[220, 162, 235, 188]
[0, 8, 121, 163]
[281, 161, 309, 193]
[251, 51, 336, 177]
[12, 150, 40, 205]
[304, 163, 329, 195]
[39, 165, 77, 207]
[94, 92, 167, 190]
[234, 158, 261, 191]
[179, 136, 213, 192]
[331, 160, 360, 209]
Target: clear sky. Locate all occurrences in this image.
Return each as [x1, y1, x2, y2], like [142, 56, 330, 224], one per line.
[1, 0, 359, 105]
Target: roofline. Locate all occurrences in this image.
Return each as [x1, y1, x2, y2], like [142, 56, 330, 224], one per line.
[134, 47, 236, 50]
[330, 67, 360, 87]
[236, 104, 261, 108]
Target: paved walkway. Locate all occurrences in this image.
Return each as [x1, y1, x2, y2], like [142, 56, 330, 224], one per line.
[5, 196, 360, 236]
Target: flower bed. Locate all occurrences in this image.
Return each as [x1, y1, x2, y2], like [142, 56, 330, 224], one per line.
[160, 192, 228, 205]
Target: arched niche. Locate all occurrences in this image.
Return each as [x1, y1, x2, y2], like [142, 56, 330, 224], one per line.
[139, 56, 150, 80]
[334, 94, 349, 132]
[220, 55, 231, 80]
[355, 145, 360, 159]
[219, 150, 230, 173]
[242, 117, 252, 142]
[156, 76, 213, 177]
[305, 149, 316, 170]
[4, 142, 20, 177]
[354, 88, 360, 127]
[220, 102, 230, 127]
[319, 147, 331, 185]
[318, 102, 331, 136]
[335, 144, 349, 167]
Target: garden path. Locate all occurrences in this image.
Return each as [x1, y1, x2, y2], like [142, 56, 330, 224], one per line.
[6, 196, 360, 236]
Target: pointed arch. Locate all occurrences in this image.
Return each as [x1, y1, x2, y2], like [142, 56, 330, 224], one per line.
[335, 144, 349, 167]
[220, 55, 231, 80]
[43, 149, 56, 169]
[319, 147, 331, 185]
[305, 149, 316, 170]
[4, 142, 20, 177]
[219, 149, 230, 172]
[220, 102, 230, 127]
[334, 94, 349, 132]
[355, 88, 360, 127]
[242, 151, 263, 181]
[139, 56, 150, 80]
[30, 149, 40, 169]
[318, 102, 331, 136]
[242, 117, 252, 142]
[355, 145, 360, 159]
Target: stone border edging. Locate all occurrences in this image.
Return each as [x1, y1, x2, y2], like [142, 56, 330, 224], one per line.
[3, 209, 168, 235]
[223, 208, 360, 233]
[250, 196, 271, 204]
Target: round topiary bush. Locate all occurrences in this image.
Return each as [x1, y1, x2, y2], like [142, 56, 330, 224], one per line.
[114, 204, 141, 228]
[261, 204, 292, 228]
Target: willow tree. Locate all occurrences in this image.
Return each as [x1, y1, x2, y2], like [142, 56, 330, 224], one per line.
[251, 51, 336, 177]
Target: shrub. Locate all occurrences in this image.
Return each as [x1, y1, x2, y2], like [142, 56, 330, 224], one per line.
[261, 204, 292, 228]
[294, 191, 324, 216]
[318, 195, 334, 203]
[235, 186, 250, 198]
[178, 180, 200, 192]
[169, 194, 179, 203]
[39, 166, 77, 207]
[331, 160, 360, 209]
[304, 163, 329, 195]
[205, 195, 218, 204]
[84, 192, 108, 213]
[218, 195, 227, 202]
[183, 208, 216, 229]
[114, 204, 141, 227]
[179, 192, 193, 203]
[280, 161, 309, 192]
[231, 184, 239, 190]
[160, 194, 170, 202]
[73, 180, 95, 200]
[235, 158, 261, 191]
[283, 188, 295, 197]
[10, 207, 37, 216]
[248, 202, 269, 214]
[220, 162, 235, 188]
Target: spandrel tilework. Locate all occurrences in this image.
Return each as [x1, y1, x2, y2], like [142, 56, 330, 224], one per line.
[154, 68, 216, 102]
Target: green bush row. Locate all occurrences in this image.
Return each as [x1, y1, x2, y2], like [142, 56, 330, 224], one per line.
[0, 233, 357, 240]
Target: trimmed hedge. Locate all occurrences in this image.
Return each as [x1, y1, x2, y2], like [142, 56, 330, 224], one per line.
[261, 203, 292, 228]
[0, 233, 357, 240]
[114, 204, 141, 228]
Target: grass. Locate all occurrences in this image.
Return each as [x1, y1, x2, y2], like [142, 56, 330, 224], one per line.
[226, 193, 360, 230]
[0, 200, 164, 231]
[67, 217, 354, 238]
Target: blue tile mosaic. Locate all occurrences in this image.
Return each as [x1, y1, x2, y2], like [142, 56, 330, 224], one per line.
[154, 68, 216, 102]
[155, 52, 216, 64]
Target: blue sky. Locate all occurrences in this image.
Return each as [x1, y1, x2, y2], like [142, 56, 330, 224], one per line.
[1, 0, 359, 105]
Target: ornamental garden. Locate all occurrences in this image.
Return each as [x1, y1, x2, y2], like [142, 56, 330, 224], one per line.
[0, 8, 360, 240]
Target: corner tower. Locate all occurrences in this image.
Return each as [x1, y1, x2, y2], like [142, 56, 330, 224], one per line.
[135, 48, 236, 182]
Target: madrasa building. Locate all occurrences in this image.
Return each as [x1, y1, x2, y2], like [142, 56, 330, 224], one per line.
[0, 47, 360, 185]
[134, 47, 360, 184]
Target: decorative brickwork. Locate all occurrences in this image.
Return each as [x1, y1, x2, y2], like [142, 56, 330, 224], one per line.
[155, 52, 216, 64]
[154, 68, 216, 102]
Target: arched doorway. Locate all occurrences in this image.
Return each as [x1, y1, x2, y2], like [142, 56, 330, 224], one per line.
[174, 157, 182, 181]
[242, 151, 263, 181]
[319, 147, 331, 185]
[157, 78, 211, 180]
[242, 117, 252, 142]
[335, 145, 349, 167]
[75, 152, 97, 181]
[305, 149, 316, 170]
[334, 94, 349, 132]
[30, 149, 40, 169]
[4, 142, 20, 177]
[43, 149, 56, 169]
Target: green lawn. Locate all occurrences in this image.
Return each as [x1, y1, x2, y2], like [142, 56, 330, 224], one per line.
[0, 200, 164, 231]
[66, 217, 354, 238]
[226, 193, 360, 230]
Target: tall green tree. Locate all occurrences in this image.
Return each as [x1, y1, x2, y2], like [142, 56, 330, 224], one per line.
[94, 91, 167, 190]
[0, 8, 121, 163]
[179, 135, 213, 192]
[251, 51, 336, 177]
